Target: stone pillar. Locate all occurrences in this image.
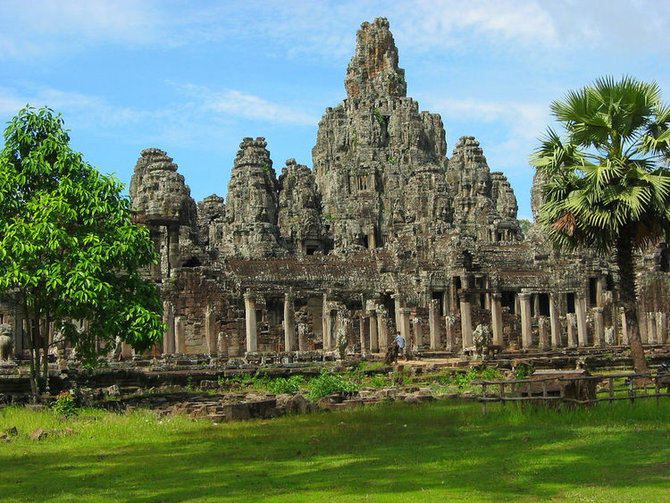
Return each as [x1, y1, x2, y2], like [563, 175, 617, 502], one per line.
[297, 322, 308, 351]
[412, 317, 423, 352]
[647, 312, 657, 344]
[657, 312, 667, 345]
[328, 309, 337, 351]
[377, 307, 389, 350]
[597, 275, 608, 307]
[394, 295, 402, 331]
[538, 316, 550, 351]
[398, 308, 411, 347]
[490, 293, 503, 347]
[359, 314, 367, 355]
[369, 310, 379, 353]
[284, 293, 297, 352]
[175, 316, 186, 354]
[217, 332, 227, 356]
[13, 311, 23, 356]
[566, 313, 577, 347]
[120, 342, 133, 359]
[322, 294, 328, 350]
[429, 299, 440, 350]
[593, 307, 605, 346]
[205, 306, 217, 355]
[167, 225, 180, 277]
[459, 294, 473, 351]
[549, 293, 562, 348]
[163, 301, 175, 355]
[244, 293, 257, 353]
[519, 291, 533, 349]
[575, 295, 588, 346]
[445, 315, 455, 352]
[533, 294, 540, 319]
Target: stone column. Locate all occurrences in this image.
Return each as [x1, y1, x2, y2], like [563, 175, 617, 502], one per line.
[519, 291, 533, 349]
[445, 315, 455, 352]
[459, 294, 473, 351]
[412, 317, 423, 352]
[359, 314, 367, 355]
[321, 294, 328, 350]
[377, 307, 389, 350]
[163, 301, 175, 355]
[657, 312, 667, 345]
[490, 293, 504, 347]
[566, 313, 577, 347]
[647, 312, 657, 344]
[593, 307, 605, 346]
[429, 299, 440, 350]
[13, 311, 23, 356]
[369, 310, 379, 353]
[398, 308, 411, 347]
[244, 293, 257, 353]
[394, 295, 402, 331]
[549, 293, 562, 348]
[596, 276, 607, 307]
[533, 294, 540, 318]
[284, 293, 297, 352]
[205, 306, 217, 356]
[538, 316, 550, 350]
[575, 295, 588, 346]
[167, 225, 180, 277]
[175, 316, 186, 354]
[297, 322, 308, 351]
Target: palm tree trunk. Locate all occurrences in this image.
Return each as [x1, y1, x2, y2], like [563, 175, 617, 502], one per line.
[616, 234, 649, 374]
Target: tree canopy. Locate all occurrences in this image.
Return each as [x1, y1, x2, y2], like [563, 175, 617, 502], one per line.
[0, 106, 164, 395]
[531, 76, 670, 373]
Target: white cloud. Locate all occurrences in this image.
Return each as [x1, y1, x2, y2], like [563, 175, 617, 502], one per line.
[175, 84, 319, 126]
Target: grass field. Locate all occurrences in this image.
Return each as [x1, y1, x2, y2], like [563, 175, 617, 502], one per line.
[1, 399, 669, 502]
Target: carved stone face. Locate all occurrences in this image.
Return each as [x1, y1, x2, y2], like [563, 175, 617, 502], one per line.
[0, 323, 11, 337]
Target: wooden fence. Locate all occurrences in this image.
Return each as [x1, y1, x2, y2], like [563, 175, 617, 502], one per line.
[474, 372, 670, 414]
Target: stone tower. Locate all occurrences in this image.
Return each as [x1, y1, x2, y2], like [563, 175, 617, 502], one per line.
[221, 137, 281, 258]
[446, 136, 519, 241]
[277, 158, 328, 255]
[129, 148, 199, 277]
[313, 17, 451, 250]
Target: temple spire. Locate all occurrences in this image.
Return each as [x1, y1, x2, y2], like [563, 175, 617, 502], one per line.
[344, 18, 407, 101]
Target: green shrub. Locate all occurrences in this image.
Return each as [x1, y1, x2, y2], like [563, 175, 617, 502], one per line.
[454, 366, 502, 388]
[265, 376, 305, 395]
[52, 391, 78, 417]
[369, 374, 389, 387]
[307, 371, 359, 401]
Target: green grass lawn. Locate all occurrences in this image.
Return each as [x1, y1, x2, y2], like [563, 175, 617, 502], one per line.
[1, 399, 668, 502]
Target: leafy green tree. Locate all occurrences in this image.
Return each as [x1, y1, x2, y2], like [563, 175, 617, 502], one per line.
[518, 218, 532, 237]
[0, 106, 164, 396]
[531, 77, 670, 373]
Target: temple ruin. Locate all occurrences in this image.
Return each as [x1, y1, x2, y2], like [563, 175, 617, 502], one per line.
[2, 18, 668, 361]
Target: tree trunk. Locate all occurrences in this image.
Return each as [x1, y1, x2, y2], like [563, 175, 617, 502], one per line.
[616, 235, 649, 374]
[42, 318, 50, 394]
[27, 317, 39, 400]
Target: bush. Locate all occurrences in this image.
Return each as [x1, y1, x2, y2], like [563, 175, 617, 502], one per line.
[52, 391, 78, 417]
[265, 376, 305, 395]
[307, 371, 359, 401]
[454, 366, 502, 388]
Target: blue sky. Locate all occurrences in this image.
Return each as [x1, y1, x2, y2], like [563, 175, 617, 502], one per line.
[1, 0, 668, 220]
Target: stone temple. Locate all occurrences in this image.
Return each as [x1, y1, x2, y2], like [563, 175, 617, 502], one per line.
[4, 18, 668, 360]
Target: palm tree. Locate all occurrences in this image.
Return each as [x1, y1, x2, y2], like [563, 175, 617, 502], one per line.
[531, 76, 670, 373]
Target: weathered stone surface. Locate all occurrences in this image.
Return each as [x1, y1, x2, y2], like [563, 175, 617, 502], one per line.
[447, 136, 519, 241]
[221, 137, 282, 258]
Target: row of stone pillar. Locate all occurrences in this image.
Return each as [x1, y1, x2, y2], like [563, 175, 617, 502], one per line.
[163, 291, 668, 357]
